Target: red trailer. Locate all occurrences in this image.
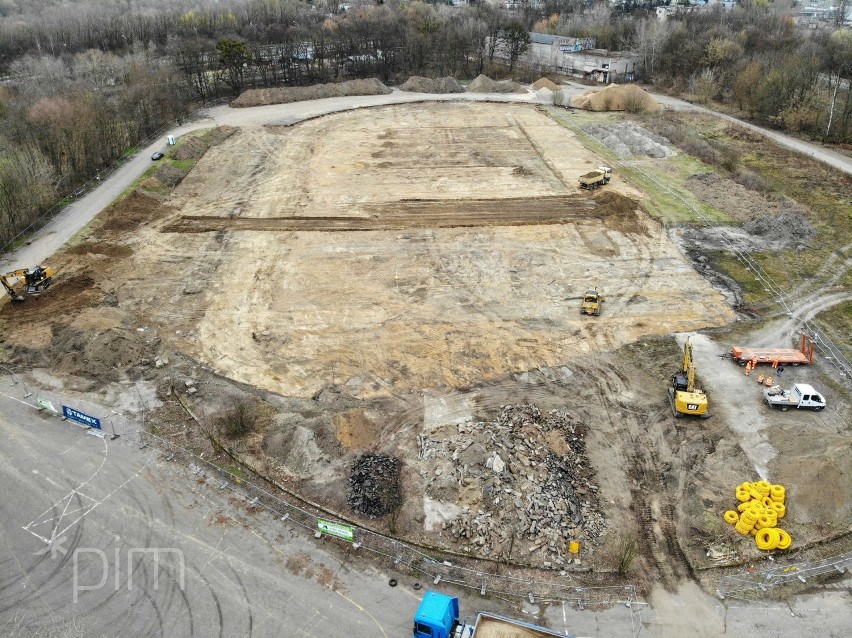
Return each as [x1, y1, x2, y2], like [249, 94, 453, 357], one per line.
[730, 334, 815, 366]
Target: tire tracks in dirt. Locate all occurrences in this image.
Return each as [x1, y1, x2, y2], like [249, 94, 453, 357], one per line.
[578, 357, 693, 590]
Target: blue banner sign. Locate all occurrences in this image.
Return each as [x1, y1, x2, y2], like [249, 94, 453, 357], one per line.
[62, 405, 101, 429]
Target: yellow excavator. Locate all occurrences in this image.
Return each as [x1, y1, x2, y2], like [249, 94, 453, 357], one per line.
[1, 265, 54, 301]
[668, 337, 709, 418]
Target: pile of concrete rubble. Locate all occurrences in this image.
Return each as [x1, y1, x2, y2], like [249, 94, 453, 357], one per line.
[431, 404, 605, 566]
[349, 454, 401, 518]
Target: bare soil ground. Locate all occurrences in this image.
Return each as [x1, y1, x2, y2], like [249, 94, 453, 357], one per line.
[1, 102, 849, 599]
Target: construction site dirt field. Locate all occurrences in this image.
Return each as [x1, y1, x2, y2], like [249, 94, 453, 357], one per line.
[135, 102, 733, 398]
[2, 101, 850, 598]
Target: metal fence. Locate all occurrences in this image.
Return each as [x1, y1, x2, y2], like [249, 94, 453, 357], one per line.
[716, 550, 852, 600]
[139, 429, 639, 610]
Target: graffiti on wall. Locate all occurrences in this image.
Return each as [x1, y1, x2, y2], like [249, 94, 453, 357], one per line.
[559, 37, 595, 53]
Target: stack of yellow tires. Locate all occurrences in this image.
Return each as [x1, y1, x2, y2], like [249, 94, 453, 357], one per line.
[723, 481, 792, 551]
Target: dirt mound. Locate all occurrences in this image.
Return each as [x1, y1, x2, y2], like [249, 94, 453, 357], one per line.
[67, 242, 133, 258]
[467, 74, 527, 94]
[583, 122, 674, 158]
[400, 76, 465, 93]
[231, 79, 392, 108]
[745, 209, 817, 242]
[49, 323, 156, 379]
[99, 192, 169, 233]
[0, 272, 99, 323]
[532, 77, 560, 91]
[171, 137, 208, 161]
[571, 84, 660, 112]
[154, 163, 187, 188]
[172, 127, 237, 161]
[262, 417, 335, 479]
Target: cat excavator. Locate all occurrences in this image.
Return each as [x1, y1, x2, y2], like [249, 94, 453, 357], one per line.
[1, 265, 54, 301]
[668, 337, 709, 418]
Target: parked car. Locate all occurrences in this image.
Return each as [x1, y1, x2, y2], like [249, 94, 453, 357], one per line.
[151, 152, 165, 160]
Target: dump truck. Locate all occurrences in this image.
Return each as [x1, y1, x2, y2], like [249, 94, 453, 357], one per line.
[580, 288, 604, 316]
[764, 383, 826, 411]
[413, 591, 570, 638]
[730, 335, 814, 367]
[578, 166, 612, 190]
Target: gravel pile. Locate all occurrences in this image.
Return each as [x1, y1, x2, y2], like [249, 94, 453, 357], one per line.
[400, 76, 465, 93]
[427, 404, 605, 566]
[571, 83, 660, 112]
[467, 74, 527, 94]
[583, 122, 675, 158]
[532, 77, 560, 91]
[231, 78, 392, 108]
[349, 454, 401, 518]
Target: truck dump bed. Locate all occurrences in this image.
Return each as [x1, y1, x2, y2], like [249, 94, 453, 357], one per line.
[471, 613, 566, 637]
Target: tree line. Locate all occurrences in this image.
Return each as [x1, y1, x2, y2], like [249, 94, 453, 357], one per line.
[1, 0, 851, 250]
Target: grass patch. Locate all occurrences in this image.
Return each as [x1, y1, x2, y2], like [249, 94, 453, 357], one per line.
[222, 464, 245, 479]
[633, 111, 852, 309]
[619, 157, 730, 225]
[169, 159, 196, 171]
[544, 106, 729, 225]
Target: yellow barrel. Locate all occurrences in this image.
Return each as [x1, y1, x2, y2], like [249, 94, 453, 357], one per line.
[568, 540, 581, 554]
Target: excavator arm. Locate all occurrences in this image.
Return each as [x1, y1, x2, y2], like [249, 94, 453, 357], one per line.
[1, 271, 25, 301]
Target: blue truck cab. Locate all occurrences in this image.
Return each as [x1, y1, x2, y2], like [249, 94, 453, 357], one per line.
[413, 591, 460, 638]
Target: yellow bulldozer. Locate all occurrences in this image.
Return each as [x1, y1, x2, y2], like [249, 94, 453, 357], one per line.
[668, 337, 709, 418]
[1, 265, 54, 301]
[580, 288, 604, 316]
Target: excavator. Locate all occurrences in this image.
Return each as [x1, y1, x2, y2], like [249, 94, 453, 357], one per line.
[1, 265, 54, 301]
[668, 337, 709, 418]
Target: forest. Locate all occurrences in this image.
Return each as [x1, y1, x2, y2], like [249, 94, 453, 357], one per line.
[1, 0, 850, 249]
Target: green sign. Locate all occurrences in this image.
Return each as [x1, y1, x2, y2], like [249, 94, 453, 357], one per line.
[37, 397, 57, 413]
[317, 519, 354, 541]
